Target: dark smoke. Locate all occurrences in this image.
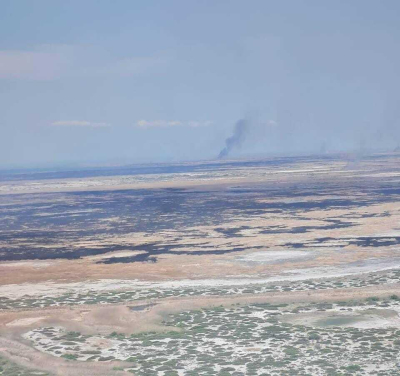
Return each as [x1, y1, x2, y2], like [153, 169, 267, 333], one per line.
[218, 119, 249, 159]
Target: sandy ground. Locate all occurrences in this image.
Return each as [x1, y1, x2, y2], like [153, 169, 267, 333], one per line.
[280, 308, 400, 329]
[1, 191, 400, 286]
[1, 283, 400, 375]
[2, 155, 400, 374]
[0, 153, 397, 196]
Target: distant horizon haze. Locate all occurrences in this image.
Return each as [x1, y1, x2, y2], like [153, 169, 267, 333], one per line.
[1, 0, 400, 167]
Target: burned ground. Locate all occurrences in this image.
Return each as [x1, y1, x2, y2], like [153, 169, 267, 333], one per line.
[1, 161, 400, 263]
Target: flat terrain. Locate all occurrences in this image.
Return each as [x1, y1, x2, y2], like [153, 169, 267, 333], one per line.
[1, 153, 400, 375]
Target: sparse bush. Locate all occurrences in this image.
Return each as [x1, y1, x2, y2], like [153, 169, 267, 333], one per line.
[309, 332, 321, 340]
[345, 364, 362, 372]
[61, 353, 78, 360]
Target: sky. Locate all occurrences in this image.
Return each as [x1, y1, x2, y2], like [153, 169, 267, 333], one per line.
[1, 0, 400, 168]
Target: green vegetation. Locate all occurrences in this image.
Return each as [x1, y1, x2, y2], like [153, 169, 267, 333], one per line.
[61, 354, 78, 360]
[24, 297, 400, 375]
[3, 269, 400, 311]
[0, 355, 51, 376]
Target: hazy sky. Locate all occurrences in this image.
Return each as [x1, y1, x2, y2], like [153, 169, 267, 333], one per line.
[1, 0, 400, 167]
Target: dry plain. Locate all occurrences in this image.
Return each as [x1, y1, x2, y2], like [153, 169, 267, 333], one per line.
[1, 154, 400, 375]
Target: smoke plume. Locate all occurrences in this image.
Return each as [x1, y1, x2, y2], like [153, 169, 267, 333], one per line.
[218, 119, 249, 159]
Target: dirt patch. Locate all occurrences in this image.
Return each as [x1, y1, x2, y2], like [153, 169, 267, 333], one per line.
[281, 308, 400, 329]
